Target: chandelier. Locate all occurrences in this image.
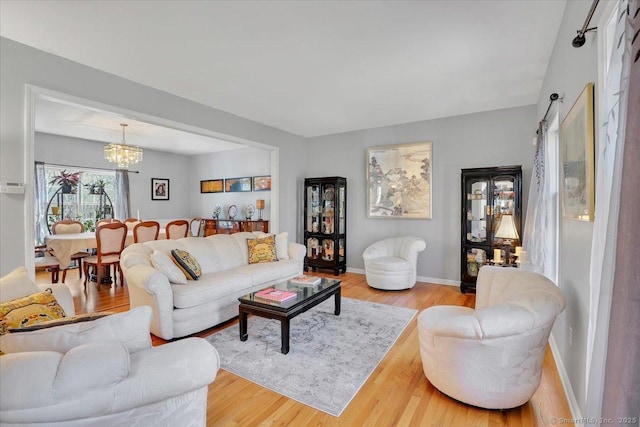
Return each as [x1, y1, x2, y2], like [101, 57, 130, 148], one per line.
[104, 123, 143, 168]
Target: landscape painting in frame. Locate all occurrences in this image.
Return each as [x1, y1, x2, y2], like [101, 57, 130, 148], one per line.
[367, 141, 432, 219]
[560, 83, 595, 221]
[200, 179, 224, 193]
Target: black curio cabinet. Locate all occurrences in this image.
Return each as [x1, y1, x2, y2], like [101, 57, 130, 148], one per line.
[303, 177, 347, 276]
[460, 166, 522, 293]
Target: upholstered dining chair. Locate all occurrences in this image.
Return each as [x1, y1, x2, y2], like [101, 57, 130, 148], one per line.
[123, 217, 141, 230]
[133, 221, 160, 243]
[166, 220, 189, 239]
[190, 218, 204, 237]
[51, 219, 90, 282]
[83, 222, 127, 289]
[96, 218, 122, 229]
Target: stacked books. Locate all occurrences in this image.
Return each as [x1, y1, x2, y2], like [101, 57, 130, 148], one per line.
[289, 275, 322, 286]
[254, 288, 297, 303]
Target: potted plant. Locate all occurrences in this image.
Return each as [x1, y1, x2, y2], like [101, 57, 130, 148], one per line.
[85, 179, 106, 195]
[49, 170, 82, 194]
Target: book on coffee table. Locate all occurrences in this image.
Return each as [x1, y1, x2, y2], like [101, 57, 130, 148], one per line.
[289, 275, 322, 286]
[254, 288, 297, 303]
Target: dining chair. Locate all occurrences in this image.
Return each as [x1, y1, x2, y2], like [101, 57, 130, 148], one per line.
[51, 219, 90, 282]
[83, 222, 127, 289]
[166, 220, 189, 239]
[34, 245, 61, 283]
[190, 218, 203, 237]
[134, 221, 160, 243]
[124, 217, 141, 230]
[96, 218, 122, 229]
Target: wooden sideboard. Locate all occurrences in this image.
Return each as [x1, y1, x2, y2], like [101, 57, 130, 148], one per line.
[203, 219, 269, 236]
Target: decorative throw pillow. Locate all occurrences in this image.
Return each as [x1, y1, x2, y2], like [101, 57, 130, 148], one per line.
[247, 235, 278, 264]
[151, 250, 187, 284]
[171, 249, 201, 280]
[275, 232, 289, 260]
[0, 288, 66, 336]
[7, 312, 114, 333]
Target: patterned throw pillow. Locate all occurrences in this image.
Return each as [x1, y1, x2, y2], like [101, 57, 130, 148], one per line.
[8, 312, 114, 333]
[247, 235, 278, 264]
[0, 289, 67, 336]
[171, 249, 202, 280]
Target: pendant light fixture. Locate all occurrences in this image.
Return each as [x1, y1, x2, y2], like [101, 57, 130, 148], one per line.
[104, 123, 143, 168]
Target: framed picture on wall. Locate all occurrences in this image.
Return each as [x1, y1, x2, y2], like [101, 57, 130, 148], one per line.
[200, 179, 224, 193]
[559, 83, 595, 221]
[252, 175, 271, 191]
[366, 141, 432, 219]
[225, 177, 252, 192]
[151, 178, 169, 200]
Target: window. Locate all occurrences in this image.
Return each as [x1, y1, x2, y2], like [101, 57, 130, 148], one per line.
[44, 166, 116, 232]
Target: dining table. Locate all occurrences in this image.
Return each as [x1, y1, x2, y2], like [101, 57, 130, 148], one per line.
[45, 229, 166, 269]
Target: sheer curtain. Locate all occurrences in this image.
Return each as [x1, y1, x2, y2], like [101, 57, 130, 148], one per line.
[585, 0, 632, 419]
[521, 119, 555, 279]
[34, 161, 48, 245]
[114, 169, 131, 221]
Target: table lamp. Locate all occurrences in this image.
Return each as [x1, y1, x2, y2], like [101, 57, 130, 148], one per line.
[495, 214, 519, 265]
[256, 199, 265, 220]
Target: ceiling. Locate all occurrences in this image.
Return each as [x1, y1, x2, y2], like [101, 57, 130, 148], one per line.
[1, 0, 566, 142]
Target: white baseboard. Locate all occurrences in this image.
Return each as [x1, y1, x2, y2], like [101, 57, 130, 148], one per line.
[345, 268, 460, 287]
[549, 334, 583, 426]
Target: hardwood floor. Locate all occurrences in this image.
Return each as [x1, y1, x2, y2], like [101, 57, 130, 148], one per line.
[37, 269, 573, 426]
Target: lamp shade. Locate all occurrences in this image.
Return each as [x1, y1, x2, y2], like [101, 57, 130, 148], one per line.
[495, 214, 519, 240]
[256, 199, 265, 210]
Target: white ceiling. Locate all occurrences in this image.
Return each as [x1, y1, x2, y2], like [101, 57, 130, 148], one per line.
[35, 97, 246, 155]
[1, 0, 566, 140]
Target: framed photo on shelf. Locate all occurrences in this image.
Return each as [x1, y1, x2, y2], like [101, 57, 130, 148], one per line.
[366, 141, 432, 219]
[225, 177, 252, 192]
[560, 83, 595, 221]
[151, 178, 169, 201]
[200, 179, 224, 193]
[252, 175, 271, 191]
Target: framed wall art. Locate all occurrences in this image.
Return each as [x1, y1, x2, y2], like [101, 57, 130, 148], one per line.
[366, 141, 432, 219]
[252, 175, 271, 191]
[225, 177, 252, 192]
[560, 83, 595, 221]
[200, 179, 224, 193]
[151, 178, 169, 200]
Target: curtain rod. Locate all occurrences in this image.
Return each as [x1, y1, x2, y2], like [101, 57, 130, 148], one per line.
[39, 161, 139, 174]
[572, 0, 600, 47]
[536, 93, 561, 134]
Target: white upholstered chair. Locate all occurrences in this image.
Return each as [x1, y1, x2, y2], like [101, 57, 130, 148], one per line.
[362, 236, 426, 290]
[417, 266, 566, 409]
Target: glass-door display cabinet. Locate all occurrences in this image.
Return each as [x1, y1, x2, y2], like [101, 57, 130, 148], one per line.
[460, 166, 522, 293]
[303, 177, 347, 275]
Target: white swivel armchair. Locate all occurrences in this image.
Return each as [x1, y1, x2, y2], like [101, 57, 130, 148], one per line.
[417, 266, 566, 409]
[362, 236, 426, 290]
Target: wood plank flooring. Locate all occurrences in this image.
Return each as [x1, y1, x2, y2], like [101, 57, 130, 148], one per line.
[37, 269, 573, 426]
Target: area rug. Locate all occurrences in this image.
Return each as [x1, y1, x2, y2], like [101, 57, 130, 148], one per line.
[205, 297, 417, 417]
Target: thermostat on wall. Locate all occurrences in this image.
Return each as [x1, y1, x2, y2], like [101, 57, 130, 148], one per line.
[0, 182, 25, 194]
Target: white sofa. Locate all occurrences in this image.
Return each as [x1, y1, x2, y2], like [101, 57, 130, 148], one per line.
[417, 266, 566, 409]
[0, 307, 219, 426]
[120, 232, 305, 340]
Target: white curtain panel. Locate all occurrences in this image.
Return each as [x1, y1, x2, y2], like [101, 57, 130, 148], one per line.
[585, 0, 631, 418]
[521, 121, 554, 279]
[115, 169, 131, 221]
[34, 161, 48, 245]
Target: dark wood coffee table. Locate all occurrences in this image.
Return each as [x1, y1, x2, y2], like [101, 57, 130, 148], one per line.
[238, 277, 341, 354]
